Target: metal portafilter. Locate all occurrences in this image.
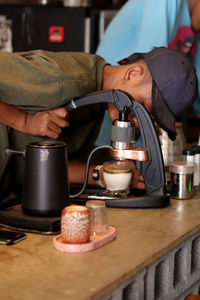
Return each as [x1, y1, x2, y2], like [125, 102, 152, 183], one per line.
[111, 111, 135, 150]
[110, 111, 148, 162]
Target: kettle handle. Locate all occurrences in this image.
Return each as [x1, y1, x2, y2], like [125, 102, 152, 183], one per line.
[0, 148, 25, 183]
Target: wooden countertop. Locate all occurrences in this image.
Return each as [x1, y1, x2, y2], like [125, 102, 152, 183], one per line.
[1, 193, 200, 300]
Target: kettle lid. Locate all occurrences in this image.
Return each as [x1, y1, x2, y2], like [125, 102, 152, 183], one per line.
[27, 141, 66, 148]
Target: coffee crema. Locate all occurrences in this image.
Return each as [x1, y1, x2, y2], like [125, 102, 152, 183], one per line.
[103, 161, 131, 174]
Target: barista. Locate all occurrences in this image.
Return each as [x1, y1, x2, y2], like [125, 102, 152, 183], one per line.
[0, 47, 197, 196]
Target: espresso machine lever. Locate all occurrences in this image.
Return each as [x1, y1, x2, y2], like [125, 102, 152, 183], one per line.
[65, 90, 133, 113]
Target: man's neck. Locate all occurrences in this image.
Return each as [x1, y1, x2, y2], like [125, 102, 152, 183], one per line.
[102, 65, 119, 90]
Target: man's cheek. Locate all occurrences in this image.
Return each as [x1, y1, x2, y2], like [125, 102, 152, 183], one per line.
[128, 115, 139, 128]
[108, 106, 118, 120]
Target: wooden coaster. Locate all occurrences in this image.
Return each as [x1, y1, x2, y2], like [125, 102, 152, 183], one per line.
[53, 226, 116, 253]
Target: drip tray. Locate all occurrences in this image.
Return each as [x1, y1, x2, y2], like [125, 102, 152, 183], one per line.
[0, 205, 60, 235]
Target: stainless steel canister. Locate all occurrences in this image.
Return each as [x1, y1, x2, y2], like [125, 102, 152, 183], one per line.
[169, 161, 196, 199]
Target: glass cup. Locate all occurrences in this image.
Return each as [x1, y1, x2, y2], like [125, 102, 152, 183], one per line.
[86, 200, 108, 236]
[103, 160, 132, 197]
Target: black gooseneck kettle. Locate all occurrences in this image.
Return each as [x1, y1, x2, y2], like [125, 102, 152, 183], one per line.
[0, 90, 169, 217]
[0, 141, 69, 217]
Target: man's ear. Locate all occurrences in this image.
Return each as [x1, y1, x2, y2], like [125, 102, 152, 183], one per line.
[123, 65, 144, 83]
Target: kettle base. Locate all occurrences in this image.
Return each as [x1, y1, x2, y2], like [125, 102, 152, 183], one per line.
[0, 204, 61, 234]
[22, 207, 62, 218]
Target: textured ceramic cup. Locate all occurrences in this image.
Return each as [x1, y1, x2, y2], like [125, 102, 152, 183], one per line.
[61, 205, 90, 244]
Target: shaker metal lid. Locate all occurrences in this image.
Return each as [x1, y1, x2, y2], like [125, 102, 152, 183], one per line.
[182, 148, 196, 155]
[190, 145, 200, 154]
[169, 161, 196, 174]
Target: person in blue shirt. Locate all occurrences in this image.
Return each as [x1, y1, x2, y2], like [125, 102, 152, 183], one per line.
[95, 0, 200, 145]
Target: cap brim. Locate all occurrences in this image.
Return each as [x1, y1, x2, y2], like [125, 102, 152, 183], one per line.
[152, 81, 177, 141]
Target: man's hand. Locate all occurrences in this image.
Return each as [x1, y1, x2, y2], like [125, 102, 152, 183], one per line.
[26, 108, 69, 139]
[129, 161, 145, 190]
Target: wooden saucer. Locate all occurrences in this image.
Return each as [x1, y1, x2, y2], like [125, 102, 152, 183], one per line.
[53, 226, 116, 253]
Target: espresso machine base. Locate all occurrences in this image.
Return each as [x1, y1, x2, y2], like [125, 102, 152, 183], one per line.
[71, 188, 170, 208]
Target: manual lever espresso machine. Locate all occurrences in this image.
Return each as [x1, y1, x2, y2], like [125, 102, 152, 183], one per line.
[0, 89, 169, 226]
[65, 89, 170, 208]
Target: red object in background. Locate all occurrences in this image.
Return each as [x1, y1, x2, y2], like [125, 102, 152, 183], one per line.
[168, 26, 197, 57]
[49, 26, 64, 43]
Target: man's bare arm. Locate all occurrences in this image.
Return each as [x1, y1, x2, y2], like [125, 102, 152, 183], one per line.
[68, 159, 95, 186]
[0, 100, 69, 139]
[189, 0, 200, 31]
[68, 159, 145, 189]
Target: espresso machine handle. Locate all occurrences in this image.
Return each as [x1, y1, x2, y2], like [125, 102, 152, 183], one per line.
[65, 90, 133, 112]
[0, 148, 25, 183]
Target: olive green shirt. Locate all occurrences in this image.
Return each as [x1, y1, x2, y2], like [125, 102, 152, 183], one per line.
[0, 50, 107, 195]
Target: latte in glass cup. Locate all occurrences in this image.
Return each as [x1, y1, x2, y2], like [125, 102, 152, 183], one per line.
[103, 160, 132, 197]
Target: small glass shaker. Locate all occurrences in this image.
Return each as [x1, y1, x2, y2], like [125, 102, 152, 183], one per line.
[86, 200, 109, 236]
[190, 146, 200, 190]
[182, 148, 195, 163]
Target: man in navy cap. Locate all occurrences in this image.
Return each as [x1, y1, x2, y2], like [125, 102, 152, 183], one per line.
[116, 47, 198, 141]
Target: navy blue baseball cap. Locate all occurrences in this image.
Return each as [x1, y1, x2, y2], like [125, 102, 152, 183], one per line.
[118, 47, 198, 140]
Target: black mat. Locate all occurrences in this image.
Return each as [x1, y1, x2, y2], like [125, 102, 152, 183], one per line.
[70, 188, 170, 208]
[0, 205, 60, 235]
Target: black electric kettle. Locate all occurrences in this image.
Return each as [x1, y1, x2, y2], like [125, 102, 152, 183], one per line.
[0, 141, 70, 217]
